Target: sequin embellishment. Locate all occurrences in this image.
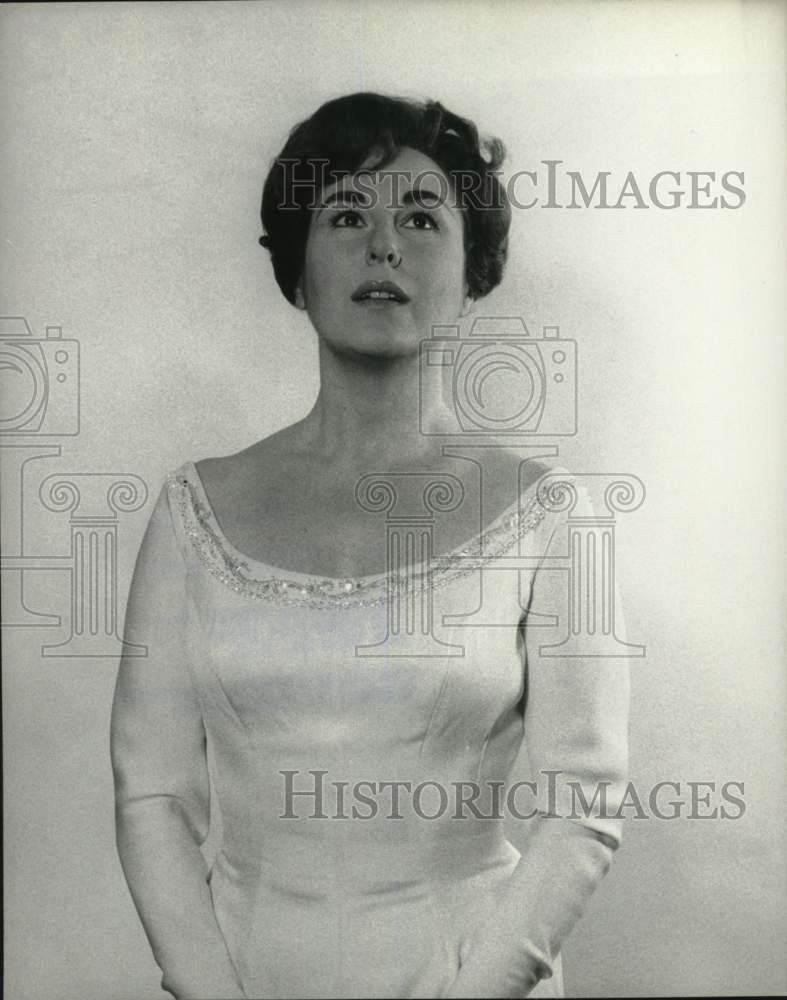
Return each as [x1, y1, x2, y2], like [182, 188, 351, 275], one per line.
[166, 471, 552, 609]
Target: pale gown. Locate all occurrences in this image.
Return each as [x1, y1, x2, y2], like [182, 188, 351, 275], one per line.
[113, 459, 630, 999]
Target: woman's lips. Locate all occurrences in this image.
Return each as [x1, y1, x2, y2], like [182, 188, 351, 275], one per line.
[354, 293, 406, 305]
[351, 280, 410, 303]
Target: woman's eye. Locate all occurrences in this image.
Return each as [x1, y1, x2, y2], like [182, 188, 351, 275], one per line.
[331, 210, 364, 228]
[404, 212, 438, 231]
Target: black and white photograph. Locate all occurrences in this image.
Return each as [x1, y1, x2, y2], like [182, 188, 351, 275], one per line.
[1, 2, 785, 998]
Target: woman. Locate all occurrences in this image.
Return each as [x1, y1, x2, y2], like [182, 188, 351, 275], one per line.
[111, 92, 630, 999]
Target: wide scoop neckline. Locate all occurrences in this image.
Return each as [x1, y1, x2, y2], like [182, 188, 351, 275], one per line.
[182, 458, 567, 587]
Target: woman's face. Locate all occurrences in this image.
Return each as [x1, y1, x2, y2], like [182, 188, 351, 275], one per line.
[296, 147, 469, 359]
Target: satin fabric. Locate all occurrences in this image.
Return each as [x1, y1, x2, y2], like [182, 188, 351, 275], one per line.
[120, 459, 629, 998]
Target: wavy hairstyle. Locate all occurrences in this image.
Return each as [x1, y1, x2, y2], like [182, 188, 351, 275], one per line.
[260, 92, 511, 306]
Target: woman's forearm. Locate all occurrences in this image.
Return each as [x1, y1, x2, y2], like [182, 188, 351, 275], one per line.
[116, 796, 246, 1000]
[443, 816, 616, 998]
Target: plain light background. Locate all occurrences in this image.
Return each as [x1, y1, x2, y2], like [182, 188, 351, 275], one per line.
[1, 1, 785, 997]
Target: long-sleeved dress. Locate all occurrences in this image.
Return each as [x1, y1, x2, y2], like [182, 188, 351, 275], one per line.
[111, 459, 630, 1000]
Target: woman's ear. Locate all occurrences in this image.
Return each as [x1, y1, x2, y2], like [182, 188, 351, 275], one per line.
[294, 283, 307, 311]
[460, 292, 474, 318]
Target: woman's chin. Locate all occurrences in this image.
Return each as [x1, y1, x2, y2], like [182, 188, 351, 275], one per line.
[321, 329, 426, 361]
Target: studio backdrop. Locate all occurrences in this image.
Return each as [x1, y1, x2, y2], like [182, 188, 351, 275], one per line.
[1, 2, 785, 998]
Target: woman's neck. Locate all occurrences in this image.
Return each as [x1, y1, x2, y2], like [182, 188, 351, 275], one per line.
[297, 347, 455, 472]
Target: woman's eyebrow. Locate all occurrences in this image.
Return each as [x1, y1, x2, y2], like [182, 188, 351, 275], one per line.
[319, 189, 369, 208]
[400, 187, 456, 214]
[313, 187, 371, 222]
[315, 183, 457, 217]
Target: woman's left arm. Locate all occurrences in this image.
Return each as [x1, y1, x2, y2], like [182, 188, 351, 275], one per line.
[444, 481, 631, 998]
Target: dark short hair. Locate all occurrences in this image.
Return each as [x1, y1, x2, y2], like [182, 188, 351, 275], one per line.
[259, 92, 511, 306]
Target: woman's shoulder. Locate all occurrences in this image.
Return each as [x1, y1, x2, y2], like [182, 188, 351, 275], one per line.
[185, 427, 328, 557]
[477, 454, 587, 539]
[480, 451, 564, 503]
[191, 429, 298, 505]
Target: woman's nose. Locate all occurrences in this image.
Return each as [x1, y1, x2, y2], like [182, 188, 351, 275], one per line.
[365, 233, 402, 269]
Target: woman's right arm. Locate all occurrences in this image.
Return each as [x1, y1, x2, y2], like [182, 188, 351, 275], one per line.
[110, 483, 246, 1000]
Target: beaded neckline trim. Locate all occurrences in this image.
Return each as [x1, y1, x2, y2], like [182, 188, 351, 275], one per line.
[166, 470, 551, 609]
